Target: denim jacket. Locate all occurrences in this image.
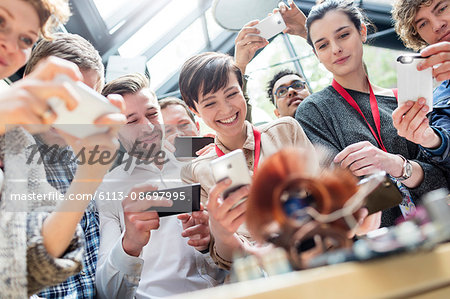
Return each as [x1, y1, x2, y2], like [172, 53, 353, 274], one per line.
[431, 80, 450, 131]
[424, 81, 450, 169]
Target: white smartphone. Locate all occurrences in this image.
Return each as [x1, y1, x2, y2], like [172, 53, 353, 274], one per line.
[48, 75, 120, 139]
[396, 54, 433, 113]
[210, 149, 252, 208]
[252, 12, 286, 40]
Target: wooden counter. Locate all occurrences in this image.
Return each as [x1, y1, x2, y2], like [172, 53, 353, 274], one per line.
[170, 243, 450, 299]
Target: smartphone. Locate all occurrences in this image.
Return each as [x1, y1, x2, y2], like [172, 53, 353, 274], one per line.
[252, 12, 286, 40]
[210, 149, 251, 208]
[358, 173, 403, 215]
[145, 183, 201, 217]
[48, 75, 120, 139]
[396, 54, 433, 113]
[174, 136, 214, 158]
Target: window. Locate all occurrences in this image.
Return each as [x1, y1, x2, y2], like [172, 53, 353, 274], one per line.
[147, 18, 206, 90]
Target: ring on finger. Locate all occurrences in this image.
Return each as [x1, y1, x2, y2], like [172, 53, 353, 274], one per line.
[41, 108, 54, 121]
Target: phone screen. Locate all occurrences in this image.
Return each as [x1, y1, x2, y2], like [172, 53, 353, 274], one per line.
[174, 136, 214, 157]
[145, 183, 201, 217]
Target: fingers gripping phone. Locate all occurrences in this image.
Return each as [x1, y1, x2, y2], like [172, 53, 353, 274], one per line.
[396, 54, 433, 113]
[48, 75, 120, 139]
[145, 183, 201, 217]
[210, 149, 252, 208]
[174, 136, 214, 158]
[252, 12, 287, 40]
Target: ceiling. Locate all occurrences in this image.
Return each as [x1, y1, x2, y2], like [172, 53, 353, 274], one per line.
[40, 0, 406, 97]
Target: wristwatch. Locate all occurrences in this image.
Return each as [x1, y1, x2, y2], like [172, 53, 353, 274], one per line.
[395, 155, 412, 181]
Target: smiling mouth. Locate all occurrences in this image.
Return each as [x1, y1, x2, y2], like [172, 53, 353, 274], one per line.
[288, 97, 303, 106]
[0, 57, 8, 67]
[217, 112, 238, 125]
[438, 31, 450, 42]
[334, 56, 350, 64]
[139, 132, 161, 144]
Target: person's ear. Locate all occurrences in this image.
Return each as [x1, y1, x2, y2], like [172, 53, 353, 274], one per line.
[274, 108, 281, 118]
[360, 23, 367, 43]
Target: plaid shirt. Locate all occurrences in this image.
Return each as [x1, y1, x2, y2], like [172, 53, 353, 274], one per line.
[34, 136, 99, 298]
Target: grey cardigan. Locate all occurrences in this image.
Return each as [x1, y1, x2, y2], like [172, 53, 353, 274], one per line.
[295, 86, 448, 224]
[0, 127, 84, 298]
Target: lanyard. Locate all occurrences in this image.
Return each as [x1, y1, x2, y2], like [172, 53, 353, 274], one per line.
[332, 79, 387, 152]
[215, 127, 261, 173]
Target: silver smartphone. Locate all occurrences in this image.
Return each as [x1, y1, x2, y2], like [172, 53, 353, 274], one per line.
[396, 54, 433, 113]
[252, 12, 286, 40]
[210, 149, 252, 207]
[48, 75, 120, 139]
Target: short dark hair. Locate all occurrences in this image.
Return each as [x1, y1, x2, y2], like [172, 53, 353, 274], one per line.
[266, 69, 305, 106]
[102, 73, 151, 97]
[159, 97, 196, 124]
[24, 33, 104, 83]
[179, 52, 243, 111]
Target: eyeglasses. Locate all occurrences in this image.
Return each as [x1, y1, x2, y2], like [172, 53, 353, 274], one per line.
[274, 80, 307, 98]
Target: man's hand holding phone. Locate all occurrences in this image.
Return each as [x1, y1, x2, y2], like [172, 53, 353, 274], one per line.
[275, 0, 307, 38]
[122, 184, 173, 257]
[392, 99, 442, 149]
[418, 41, 450, 81]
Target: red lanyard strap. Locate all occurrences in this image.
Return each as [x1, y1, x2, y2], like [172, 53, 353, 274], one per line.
[332, 79, 387, 152]
[215, 127, 261, 173]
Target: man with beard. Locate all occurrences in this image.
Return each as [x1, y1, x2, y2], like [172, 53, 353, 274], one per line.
[95, 74, 225, 299]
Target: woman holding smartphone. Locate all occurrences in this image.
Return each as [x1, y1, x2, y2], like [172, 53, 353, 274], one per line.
[279, 0, 447, 225]
[0, 0, 125, 296]
[179, 52, 380, 270]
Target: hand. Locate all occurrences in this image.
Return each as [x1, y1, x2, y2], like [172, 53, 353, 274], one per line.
[334, 141, 404, 177]
[392, 99, 441, 149]
[163, 139, 176, 153]
[275, 0, 307, 38]
[122, 184, 173, 256]
[418, 42, 450, 81]
[59, 94, 126, 177]
[348, 208, 381, 237]
[196, 143, 215, 156]
[0, 56, 83, 135]
[178, 204, 210, 251]
[207, 178, 249, 246]
[234, 20, 268, 74]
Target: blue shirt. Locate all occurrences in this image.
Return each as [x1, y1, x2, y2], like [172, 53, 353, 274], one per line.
[34, 136, 99, 298]
[421, 81, 450, 169]
[431, 80, 450, 132]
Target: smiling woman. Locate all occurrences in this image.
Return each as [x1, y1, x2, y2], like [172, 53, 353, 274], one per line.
[179, 52, 318, 270]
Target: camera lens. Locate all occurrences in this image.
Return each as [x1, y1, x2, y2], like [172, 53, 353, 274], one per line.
[227, 164, 232, 169]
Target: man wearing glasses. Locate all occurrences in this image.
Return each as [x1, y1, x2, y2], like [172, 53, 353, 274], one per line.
[266, 69, 311, 118]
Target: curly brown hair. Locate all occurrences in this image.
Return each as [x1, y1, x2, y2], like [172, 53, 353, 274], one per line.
[23, 0, 71, 39]
[392, 0, 433, 51]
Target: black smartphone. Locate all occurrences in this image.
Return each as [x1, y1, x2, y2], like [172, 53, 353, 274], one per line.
[174, 136, 214, 158]
[145, 183, 201, 217]
[360, 174, 403, 215]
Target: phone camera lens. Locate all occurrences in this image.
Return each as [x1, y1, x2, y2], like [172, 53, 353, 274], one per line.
[277, 20, 281, 24]
[227, 164, 232, 169]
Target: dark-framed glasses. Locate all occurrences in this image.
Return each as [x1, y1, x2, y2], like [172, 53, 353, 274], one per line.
[275, 80, 307, 98]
